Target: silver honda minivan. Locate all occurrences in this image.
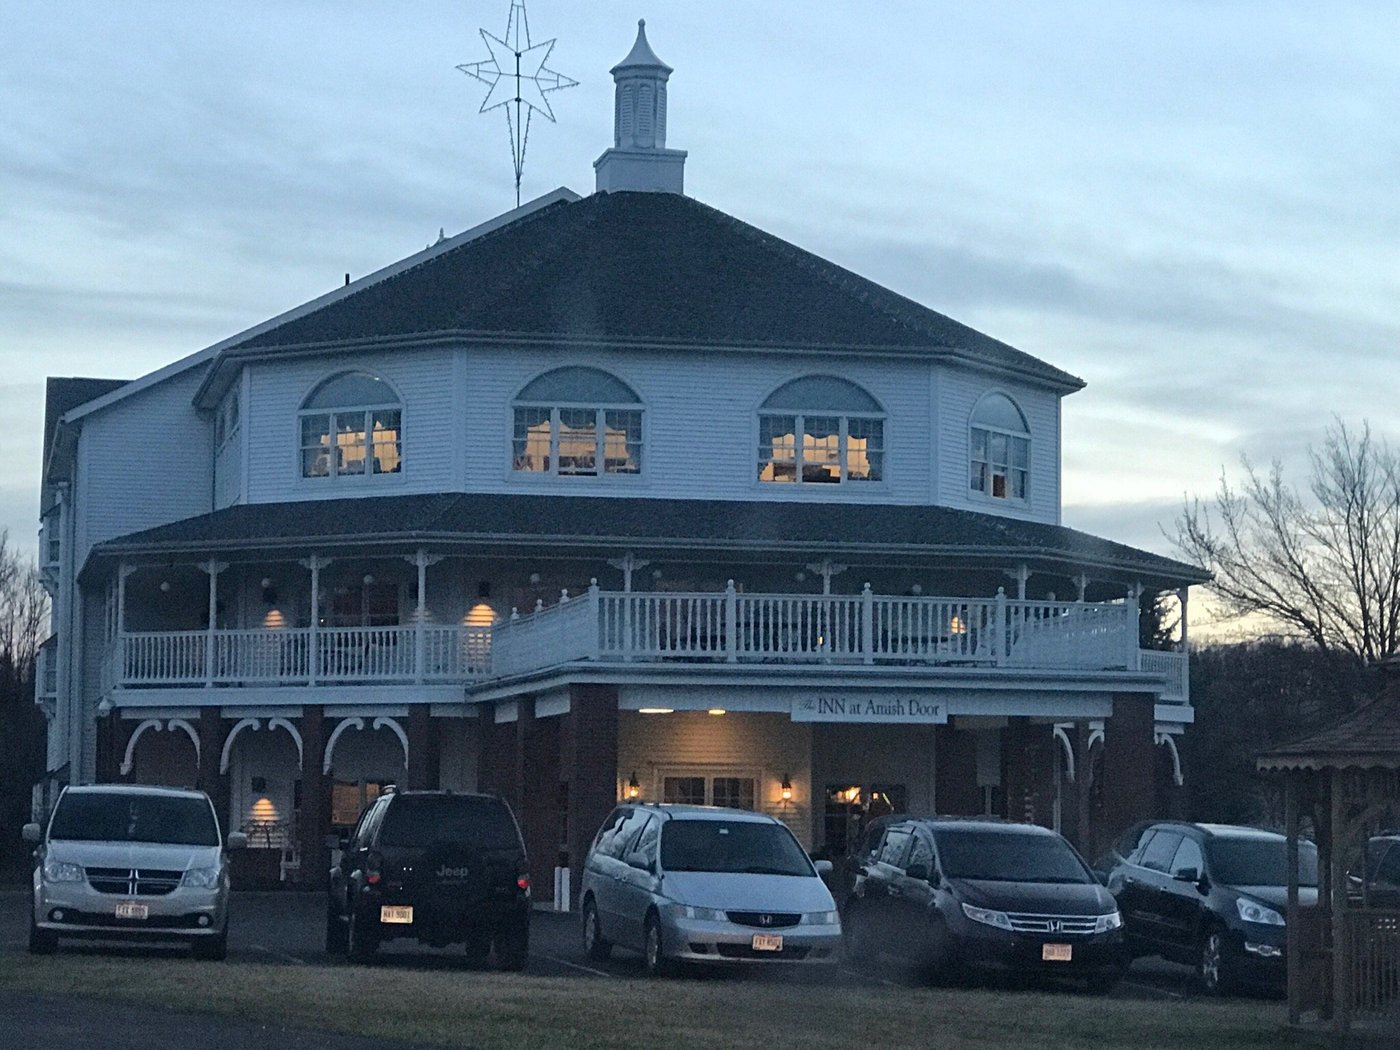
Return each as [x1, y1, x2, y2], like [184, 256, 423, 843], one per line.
[25, 784, 245, 959]
[580, 804, 841, 975]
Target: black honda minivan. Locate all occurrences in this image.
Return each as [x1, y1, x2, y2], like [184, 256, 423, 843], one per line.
[326, 789, 531, 967]
[843, 818, 1126, 991]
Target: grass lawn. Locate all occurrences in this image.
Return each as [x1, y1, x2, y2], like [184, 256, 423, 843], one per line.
[0, 955, 1288, 1050]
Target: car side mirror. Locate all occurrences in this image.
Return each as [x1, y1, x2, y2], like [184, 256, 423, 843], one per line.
[226, 831, 248, 851]
[1173, 867, 1199, 884]
[21, 823, 41, 844]
[905, 862, 930, 882]
[813, 859, 833, 877]
[628, 854, 655, 874]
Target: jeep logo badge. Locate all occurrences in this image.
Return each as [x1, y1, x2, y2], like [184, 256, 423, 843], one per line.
[437, 865, 471, 879]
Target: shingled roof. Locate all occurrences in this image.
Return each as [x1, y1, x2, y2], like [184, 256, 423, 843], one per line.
[89, 492, 1205, 591]
[220, 191, 1082, 391]
[1258, 679, 1400, 771]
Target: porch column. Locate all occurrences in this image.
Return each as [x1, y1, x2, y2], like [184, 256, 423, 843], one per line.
[406, 705, 439, 790]
[1099, 693, 1156, 856]
[1069, 723, 1094, 852]
[196, 709, 231, 836]
[297, 705, 330, 889]
[934, 723, 981, 815]
[301, 556, 329, 686]
[404, 549, 444, 682]
[515, 700, 563, 900]
[1001, 718, 1055, 828]
[561, 684, 619, 907]
[200, 560, 228, 687]
[476, 704, 499, 794]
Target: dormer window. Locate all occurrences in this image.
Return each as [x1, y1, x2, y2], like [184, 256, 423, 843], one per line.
[299, 372, 402, 480]
[970, 393, 1029, 501]
[757, 376, 884, 484]
[512, 367, 642, 477]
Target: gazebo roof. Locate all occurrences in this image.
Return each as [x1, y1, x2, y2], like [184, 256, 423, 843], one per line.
[1257, 686, 1400, 772]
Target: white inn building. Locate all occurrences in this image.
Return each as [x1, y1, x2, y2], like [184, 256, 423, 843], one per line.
[36, 22, 1206, 894]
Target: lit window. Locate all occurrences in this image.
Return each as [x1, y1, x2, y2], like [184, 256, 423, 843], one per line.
[511, 367, 642, 477]
[298, 373, 402, 480]
[757, 376, 884, 484]
[969, 393, 1029, 501]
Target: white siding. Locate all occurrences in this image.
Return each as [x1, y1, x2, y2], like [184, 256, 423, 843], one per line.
[937, 366, 1061, 525]
[74, 367, 213, 566]
[245, 349, 457, 503]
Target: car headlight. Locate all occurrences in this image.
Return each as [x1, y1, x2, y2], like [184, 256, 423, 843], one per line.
[962, 903, 1013, 931]
[42, 859, 84, 883]
[1094, 910, 1124, 934]
[803, 910, 839, 925]
[181, 866, 221, 889]
[1236, 898, 1285, 927]
[662, 903, 726, 922]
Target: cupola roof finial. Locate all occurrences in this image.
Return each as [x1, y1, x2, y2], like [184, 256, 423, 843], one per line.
[612, 18, 672, 74]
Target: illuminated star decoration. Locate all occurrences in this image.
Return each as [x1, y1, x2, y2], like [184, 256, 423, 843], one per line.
[457, 1, 577, 207]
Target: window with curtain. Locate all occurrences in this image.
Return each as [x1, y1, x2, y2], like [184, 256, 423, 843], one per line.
[511, 367, 643, 477]
[969, 393, 1029, 501]
[299, 372, 402, 480]
[757, 376, 884, 484]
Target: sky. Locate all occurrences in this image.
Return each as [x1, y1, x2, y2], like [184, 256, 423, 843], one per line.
[1, 1, 1397, 582]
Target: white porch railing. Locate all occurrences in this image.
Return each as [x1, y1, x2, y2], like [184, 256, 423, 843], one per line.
[1137, 648, 1189, 705]
[116, 625, 492, 687]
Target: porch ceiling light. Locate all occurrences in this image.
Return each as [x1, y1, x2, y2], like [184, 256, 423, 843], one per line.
[637, 707, 673, 715]
[707, 708, 727, 716]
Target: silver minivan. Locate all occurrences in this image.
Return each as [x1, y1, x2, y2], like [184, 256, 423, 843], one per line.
[25, 784, 245, 959]
[580, 804, 841, 975]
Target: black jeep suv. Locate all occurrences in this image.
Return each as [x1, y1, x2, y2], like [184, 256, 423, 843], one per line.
[326, 789, 531, 968]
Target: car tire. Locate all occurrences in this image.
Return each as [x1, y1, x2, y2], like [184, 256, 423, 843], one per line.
[642, 913, 672, 978]
[495, 925, 528, 972]
[325, 901, 348, 956]
[842, 904, 872, 964]
[27, 915, 57, 956]
[192, 924, 228, 962]
[348, 905, 379, 964]
[582, 898, 612, 962]
[1199, 929, 1235, 996]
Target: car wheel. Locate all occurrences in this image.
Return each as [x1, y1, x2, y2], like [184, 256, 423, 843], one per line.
[325, 900, 348, 956]
[642, 913, 672, 978]
[192, 924, 228, 961]
[348, 906, 379, 964]
[582, 898, 612, 962]
[27, 915, 57, 956]
[495, 924, 528, 972]
[1199, 930, 1234, 995]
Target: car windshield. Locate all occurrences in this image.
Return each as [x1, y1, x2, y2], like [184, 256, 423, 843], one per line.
[1207, 838, 1319, 887]
[659, 819, 813, 876]
[49, 792, 219, 847]
[377, 796, 520, 850]
[934, 828, 1092, 884]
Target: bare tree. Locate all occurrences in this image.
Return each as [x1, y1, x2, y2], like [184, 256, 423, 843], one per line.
[1175, 420, 1400, 664]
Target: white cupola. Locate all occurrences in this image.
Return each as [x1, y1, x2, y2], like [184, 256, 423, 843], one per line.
[594, 20, 687, 194]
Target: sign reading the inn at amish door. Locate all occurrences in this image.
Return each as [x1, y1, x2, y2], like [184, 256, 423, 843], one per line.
[790, 694, 947, 724]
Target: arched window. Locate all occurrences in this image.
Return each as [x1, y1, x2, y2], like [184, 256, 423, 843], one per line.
[969, 393, 1029, 501]
[757, 376, 884, 484]
[512, 367, 643, 477]
[299, 372, 402, 480]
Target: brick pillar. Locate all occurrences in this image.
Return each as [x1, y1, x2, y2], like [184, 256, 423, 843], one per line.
[407, 706, 440, 790]
[934, 723, 981, 815]
[1100, 693, 1156, 856]
[1002, 718, 1056, 827]
[297, 705, 330, 889]
[475, 704, 498, 794]
[561, 684, 618, 907]
[1066, 722, 1093, 852]
[96, 715, 125, 782]
[514, 702, 562, 901]
[196, 709, 231, 837]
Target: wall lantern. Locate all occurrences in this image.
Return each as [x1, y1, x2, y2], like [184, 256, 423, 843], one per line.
[626, 772, 641, 800]
[363, 574, 375, 586]
[528, 572, 542, 585]
[780, 774, 793, 803]
[159, 580, 171, 593]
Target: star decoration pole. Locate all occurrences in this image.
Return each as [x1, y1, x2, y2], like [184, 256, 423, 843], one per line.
[457, 1, 577, 207]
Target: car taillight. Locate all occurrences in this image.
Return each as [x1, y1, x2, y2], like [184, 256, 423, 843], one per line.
[516, 874, 530, 892]
[366, 851, 383, 886]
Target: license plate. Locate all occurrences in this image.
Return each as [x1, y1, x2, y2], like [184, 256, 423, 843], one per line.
[1042, 943, 1072, 962]
[115, 901, 148, 920]
[751, 934, 784, 952]
[380, 905, 413, 924]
